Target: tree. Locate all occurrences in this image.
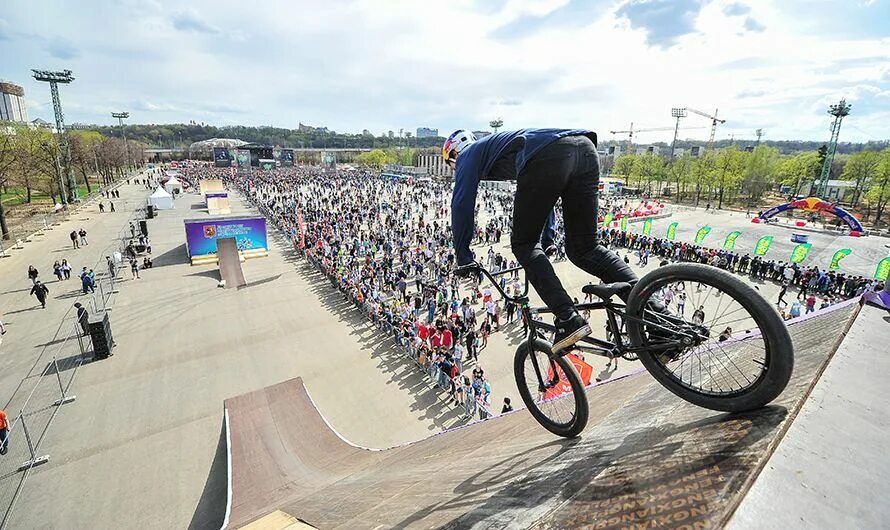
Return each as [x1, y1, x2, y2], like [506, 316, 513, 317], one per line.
[356, 149, 392, 169]
[840, 150, 881, 206]
[775, 151, 820, 196]
[864, 149, 890, 226]
[612, 154, 635, 184]
[742, 145, 780, 208]
[489, 118, 503, 133]
[670, 153, 694, 201]
[690, 152, 716, 206]
[0, 124, 16, 239]
[70, 130, 105, 194]
[713, 146, 747, 209]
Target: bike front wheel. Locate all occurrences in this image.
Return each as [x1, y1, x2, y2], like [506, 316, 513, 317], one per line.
[626, 263, 793, 412]
[514, 338, 589, 438]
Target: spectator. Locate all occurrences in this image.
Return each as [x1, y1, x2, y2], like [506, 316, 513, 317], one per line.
[70, 230, 79, 249]
[30, 281, 49, 309]
[27, 265, 39, 285]
[805, 294, 817, 314]
[75, 302, 90, 336]
[501, 397, 513, 413]
[0, 409, 9, 455]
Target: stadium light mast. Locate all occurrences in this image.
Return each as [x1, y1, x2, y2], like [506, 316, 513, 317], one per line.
[112, 112, 131, 168]
[669, 107, 688, 162]
[815, 99, 852, 199]
[32, 69, 77, 204]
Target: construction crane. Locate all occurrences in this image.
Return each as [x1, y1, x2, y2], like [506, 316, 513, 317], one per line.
[609, 122, 705, 155]
[684, 108, 726, 151]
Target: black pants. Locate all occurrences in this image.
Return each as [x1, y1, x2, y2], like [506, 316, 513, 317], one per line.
[511, 136, 637, 320]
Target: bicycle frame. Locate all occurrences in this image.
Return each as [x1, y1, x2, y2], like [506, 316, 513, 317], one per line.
[472, 264, 700, 362]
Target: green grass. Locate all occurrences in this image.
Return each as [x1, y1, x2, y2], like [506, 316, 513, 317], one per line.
[1, 179, 103, 207]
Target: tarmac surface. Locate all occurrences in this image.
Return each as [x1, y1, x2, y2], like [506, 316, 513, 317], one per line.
[0, 177, 880, 529]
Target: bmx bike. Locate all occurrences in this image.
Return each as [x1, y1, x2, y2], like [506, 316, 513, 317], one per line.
[462, 262, 794, 438]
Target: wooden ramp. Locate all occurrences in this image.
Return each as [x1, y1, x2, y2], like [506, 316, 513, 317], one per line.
[217, 237, 246, 289]
[223, 302, 860, 529]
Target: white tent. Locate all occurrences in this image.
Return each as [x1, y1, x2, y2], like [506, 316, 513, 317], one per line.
[148, 187, 174, 210]
[165, 176, 183, 195]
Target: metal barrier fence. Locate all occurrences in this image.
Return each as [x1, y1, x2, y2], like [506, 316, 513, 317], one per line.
[0, 298, 90, 529]
[231, 180, 498, 422]
[0, 176, 143, 529]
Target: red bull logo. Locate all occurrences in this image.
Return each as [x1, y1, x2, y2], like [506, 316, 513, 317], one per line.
[788, 197, 833, 212]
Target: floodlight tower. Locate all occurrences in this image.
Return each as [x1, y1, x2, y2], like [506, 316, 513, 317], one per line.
[32, 69, 77, 204]
[815, 99, 852, 198]
[669, 107, 688, 162]
[755, 128, 764, 146]
[112, 112, 131, 168]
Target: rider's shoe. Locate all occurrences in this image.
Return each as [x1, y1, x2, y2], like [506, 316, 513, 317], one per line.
[552, 313, 591, 355]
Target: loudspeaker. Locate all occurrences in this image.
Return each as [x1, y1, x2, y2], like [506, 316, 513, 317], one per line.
[146, 205, 155, 219]
[139, 220, 149, 237]
[88, 313, 115, 360]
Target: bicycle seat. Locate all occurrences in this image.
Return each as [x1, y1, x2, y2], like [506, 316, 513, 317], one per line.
[582, 282, 632, 299]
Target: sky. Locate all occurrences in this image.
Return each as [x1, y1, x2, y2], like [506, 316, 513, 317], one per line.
[1, 0, 889, 143]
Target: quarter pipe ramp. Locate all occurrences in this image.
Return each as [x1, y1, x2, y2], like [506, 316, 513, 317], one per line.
[223, 301, 860, 529]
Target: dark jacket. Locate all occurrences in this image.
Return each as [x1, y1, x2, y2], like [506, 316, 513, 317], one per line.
[451, 128, 597, 265]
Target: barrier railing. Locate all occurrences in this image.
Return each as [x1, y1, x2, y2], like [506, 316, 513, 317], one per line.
[0, 175, 143, 529]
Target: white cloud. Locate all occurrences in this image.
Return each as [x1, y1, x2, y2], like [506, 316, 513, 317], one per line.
[2, 0, 887, 142]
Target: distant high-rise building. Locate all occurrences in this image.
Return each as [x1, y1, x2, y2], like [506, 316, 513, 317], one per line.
[472, 130, 491, 138]
[362, 129, 371, 136]
[416, 127, 438, 138]
[0, 81, 28, 122]
[388, 130, 394, 139]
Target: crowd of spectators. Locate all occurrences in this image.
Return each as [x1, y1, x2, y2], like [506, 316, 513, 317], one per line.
[181, 164, 881, 424]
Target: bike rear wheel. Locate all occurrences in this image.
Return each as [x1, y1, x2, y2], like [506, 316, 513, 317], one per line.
[514, 338, 589, 437]
[625, 263, 793, 412]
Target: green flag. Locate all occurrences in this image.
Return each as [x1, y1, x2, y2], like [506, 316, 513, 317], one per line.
[754, 236, 773, 256]
[643, 218, 652, 236]
[603, 213, 613, 228]
[875, 257, 890, 281]
[666, 222, 678, 240]
[790, 243, 812, 264]
[620, 215, 628, 232]
[723, 231, 742, 251]
[694, 226, 712, 245]
[829, 249, 852, 271]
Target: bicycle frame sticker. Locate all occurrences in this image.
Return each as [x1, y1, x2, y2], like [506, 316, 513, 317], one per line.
[543, 353, 593, 400]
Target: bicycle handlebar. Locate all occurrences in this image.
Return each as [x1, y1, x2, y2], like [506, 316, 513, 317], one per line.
[455, 261, 529, 303]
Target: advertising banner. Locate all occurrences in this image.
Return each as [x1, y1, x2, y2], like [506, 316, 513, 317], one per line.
[666, 222, 678, 240]
[790, 243, 812, 264]
[213, 147, 231, 168]
[184, 216, 268, 259]
[280, 149, 295, 167]
[543, 353, 593, 401]
[875, 257, 890, 281]
[694, 226, 711, 244]
[642, 218, 652, 236]
[829, 249, 852, 271]
[754, 235, 773, 256]
[723, 231, 742, 251]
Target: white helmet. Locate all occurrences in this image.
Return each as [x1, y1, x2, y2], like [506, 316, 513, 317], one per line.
[442, 129, 477, 165]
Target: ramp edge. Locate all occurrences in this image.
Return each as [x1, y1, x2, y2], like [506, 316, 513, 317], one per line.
[718, 296, 864, 528]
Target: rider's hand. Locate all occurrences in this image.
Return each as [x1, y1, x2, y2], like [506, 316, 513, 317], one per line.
[454, 262, 481, 278]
